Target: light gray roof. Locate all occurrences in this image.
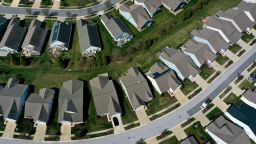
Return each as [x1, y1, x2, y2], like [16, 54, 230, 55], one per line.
[0, 18, 27, 51]
[204, 16, 242, 44]
[148, 62, 181, 94]
[0, 78, 29, 120]
[238, 1, 256, 21]
[181, 135, 199, 144]
[216, 9, 254, 31]
[183, 40, 216, 66]
[25, 88, 55, 123]
[243, 89, 256, 104]
[22, 20, 48, 53]
[58, 80, 84, 123]
[90, 74, 122, 117]
[101, 14, 132, 41]
[136, 0, 162, 16]
[120, 67, 153, 110]
[191, 28, 230, 53]
[159, 47, 199, 79]
[76, 20, 101, 55]
[207, 115, 251, 144]
[120, 4, 152, 29]
[161, 0, 184, 11]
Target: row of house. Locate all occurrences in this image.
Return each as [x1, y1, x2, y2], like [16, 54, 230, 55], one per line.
[159, 0, 256, 82]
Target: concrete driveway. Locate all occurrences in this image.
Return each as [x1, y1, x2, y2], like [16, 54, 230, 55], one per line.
[194, 75, 209, 89]
[33, 124, 47, 141]
[2, 121, 16, 138]
[135, 108, 150, 125]
[173, 89, 188, 105]
[60, 123, 71, 141]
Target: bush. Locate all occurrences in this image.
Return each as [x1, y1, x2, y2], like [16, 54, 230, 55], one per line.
[178, 8, 192, 21]
[58, 52, 70, 68]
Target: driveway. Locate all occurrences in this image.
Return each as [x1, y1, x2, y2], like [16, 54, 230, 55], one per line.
[135, 109, 150, 125]
[60, 123, 71, 141]
[33, 124, 47, 141]
[2, 121, 16, 138]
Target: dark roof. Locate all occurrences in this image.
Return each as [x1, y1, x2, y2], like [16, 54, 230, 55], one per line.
[0, 16, 9, 40]
[181, 135, 199, 144]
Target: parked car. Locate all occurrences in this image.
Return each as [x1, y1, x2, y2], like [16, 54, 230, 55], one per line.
[248, 73, 256, 82]
[201, 98, 212, 109]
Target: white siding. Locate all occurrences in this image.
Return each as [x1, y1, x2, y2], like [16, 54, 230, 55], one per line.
[119, 10, 138, 29]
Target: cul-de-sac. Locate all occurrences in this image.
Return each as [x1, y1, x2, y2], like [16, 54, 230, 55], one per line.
[0, 0, 256, 143]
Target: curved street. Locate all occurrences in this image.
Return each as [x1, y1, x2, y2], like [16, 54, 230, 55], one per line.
[0, 44, 255, 144]
[0, 0, 122, 18]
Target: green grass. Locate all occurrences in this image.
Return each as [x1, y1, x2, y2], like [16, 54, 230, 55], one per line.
[228, 44, 241, 54]
[121, 97, 138, 125]
[206, 107, 223, 121]
[159, 136, 179, 144]
[215, 54, 229, 65]
[61, 0, 97, 7]
[207, 71, 221, 83]
[150, 103, 180, 121]
[199, 65, 215, 80]
[15, 119, 35, 135]
[2, 0, 13, 3]
[124, 123, 140, 130]
[224, 92, 242, 105]
[181, 79, 199, 95]
[242, 33, 255, 43]
[46, 109, 61, 135]
[0, 120, 5, 131]
[239, 79, 255, 90]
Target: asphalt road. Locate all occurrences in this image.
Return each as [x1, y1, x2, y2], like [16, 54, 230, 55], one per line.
[1, 45, 256, 144]
[0, 0, 122, 18]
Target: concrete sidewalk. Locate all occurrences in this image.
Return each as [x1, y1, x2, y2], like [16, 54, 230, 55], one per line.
[2, 121, 16, 138]
[33, 124, 46, 141]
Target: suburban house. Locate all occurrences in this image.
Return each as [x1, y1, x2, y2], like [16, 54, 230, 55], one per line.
[90, 73, 122, 122]
[49, 21, 72, 56]
[180, 135, 199, 144]
[24, 88, 55, 125]
[58, 80, 84, 125]
[0, 16, 9, 40]
[0, 18, 27, 57]
[182, 40, 217, 68]
[76, 19, 101, 57]
[159, 47, 199, 81]
[0, 78, 29, 122]
[237, 1, 256, 22]
[119, 4, 152, 31]
[216, 9, 254, 32]
[147, 62, 181, 95]
[120, 67, 153, 111]
[134, 0, 162, 17]
[226, 103, 256, 142]
[243, 0, 256, 3]
[191, 28, 229, 54]
[206, 115, 251, 144]
[161, 0, 185, 14]
[203, 16, 243, 44]
[100, 14, 133, 46]
[241, 89, 256, 109]
[22, 20, 48, 57]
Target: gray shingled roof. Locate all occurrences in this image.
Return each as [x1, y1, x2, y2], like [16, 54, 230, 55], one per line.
[120, 67, 153, 110]
[147, 62, 181, 94]
[135, 0, 162, 16]
[161, 0, 184, 11]
[49, 21, 72, 49]
[101, 14, 132, 41]
[183, 40, 216, 67]
[58, 80, 84, 123]
[181, 135, 199, 144]
[216, 9, 254, 32]
[238, 1, 256, 21]
[243, 89, 256, 104]
[0, 16, 9, 40]
[205, 16, 242, 44]
[76, 19, 101, 55]
[25, 88, 55, 123]
[191, 28, 229, 53]
[22, 20, 48, 53]
[90, 74, 122, 117]
[159, 47, 199, 79]
[120, 4, 152, 30]
[0, 78, 29, 121]
[0, 18, 27, 51]
[207, 115, 251, 144]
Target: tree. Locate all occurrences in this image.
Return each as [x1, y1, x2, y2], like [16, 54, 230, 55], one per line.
[58, 52, 70, 68]
[194, 0, 202, 10]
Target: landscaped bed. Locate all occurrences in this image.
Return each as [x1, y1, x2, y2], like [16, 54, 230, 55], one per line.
[219, 86, 232, 99]
[124, 123, 140, 130]
[207, 71, 221, 83]
[181, 79, 199, 95]
[149, 103, 180, 121]
[237, 49, 246, 57]
[188, 88, 202, 99]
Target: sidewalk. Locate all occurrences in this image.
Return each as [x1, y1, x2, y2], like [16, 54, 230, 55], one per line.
[33, 124, 46, 141]
[2, 121, 16, 138]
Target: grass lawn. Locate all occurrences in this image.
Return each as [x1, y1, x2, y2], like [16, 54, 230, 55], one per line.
[46, 109, 61, 135]
[181, 79, 199, 95]
[61, 0, 97, 7]
[242, 33, 255, 43]
[224, 92, 242, 105]
[159, 136, 179, 144]
[2, 0, 13, 3]
[206, 107, 223, 121]
[228, 44, 241, 54]
[121, 97, 138, 125]
[215, 54, 229, 65]
[199, 65, 215, 80]
[185, 121, 214, 144]
[239, 79, 255, 90]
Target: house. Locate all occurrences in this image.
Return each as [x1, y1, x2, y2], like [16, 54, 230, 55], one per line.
[22, 20, 48, 57]
[0, 78, 29, 122]
[76, 19, 101, 57]
[120, 67, 153, 111]
[203, 16, 242, 44]
[181, 135, 199, 144]
[243, 0, 256, 3]
[226, 103, 256, 142]
[119, 4, 152, 31]
[161, 0, 185, 14]
[182, 40, 217, 68]
[0, 18, 27, 57]
[58, 80, 84, 124]
[90, 73, 122, 122]
[241, 89, 256, 109]
[159, 47, 199, 81]
[49, 21, 72, 55]
[206, 115, 251, 144]
[24, 88, 55, 125]
[216, 9, 254, 32]
[147, 62, 181, 95]
[237, 1, 256, 22]
[191, 28, 230, 54]
[0, 16, 9, 40]
[134, 0, 162, 17]
[101, 14, 133, 46]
